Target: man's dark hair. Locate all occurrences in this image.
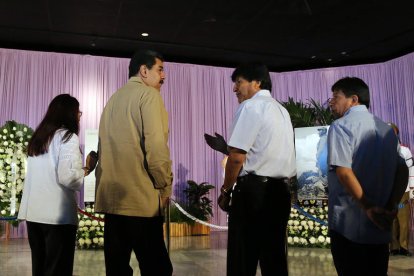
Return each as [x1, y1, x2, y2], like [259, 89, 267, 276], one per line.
[231, 63, 272, 91]
[331, 77, 370, 108]
[128, 49, 164, 78]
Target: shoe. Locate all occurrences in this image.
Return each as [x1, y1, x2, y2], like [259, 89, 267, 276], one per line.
[389, 249, 399, 256]
[399, 248, 413, 256]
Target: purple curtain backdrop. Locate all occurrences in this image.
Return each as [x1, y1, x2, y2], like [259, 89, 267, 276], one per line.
[1, 48, 414, 240]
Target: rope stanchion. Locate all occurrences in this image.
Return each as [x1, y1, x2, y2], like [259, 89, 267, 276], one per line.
[77, 207, 105, 222]
[171, 199, 228, 230]
[292, 204, 328, 226]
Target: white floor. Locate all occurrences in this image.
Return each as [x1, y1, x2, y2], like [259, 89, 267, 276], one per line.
[1, 231, 413, 276]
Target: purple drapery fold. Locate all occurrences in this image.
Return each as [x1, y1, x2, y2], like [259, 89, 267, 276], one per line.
[1, 48, 413, 238]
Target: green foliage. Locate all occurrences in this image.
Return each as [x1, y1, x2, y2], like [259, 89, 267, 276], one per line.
[280, 97, 334, 128]
[169, 204, 187, 223]
[182, 180, 215, 225]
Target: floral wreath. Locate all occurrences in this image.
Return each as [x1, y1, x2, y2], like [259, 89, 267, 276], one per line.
[0, 120, 33, 225]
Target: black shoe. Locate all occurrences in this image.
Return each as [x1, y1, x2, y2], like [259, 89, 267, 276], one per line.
[399, 248, 413, 256]
[389, 249, 399, 256]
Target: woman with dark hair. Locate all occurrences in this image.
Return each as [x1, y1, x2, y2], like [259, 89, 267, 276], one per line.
[18, 94, 93, 276]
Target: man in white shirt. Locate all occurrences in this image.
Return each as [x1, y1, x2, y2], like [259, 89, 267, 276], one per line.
[220, 63, 296, 276]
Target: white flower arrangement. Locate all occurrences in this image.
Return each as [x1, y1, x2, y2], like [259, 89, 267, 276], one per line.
[0, 121, 33, 224]
[76, 203, 105, 249]
[287, 199, 330, 248]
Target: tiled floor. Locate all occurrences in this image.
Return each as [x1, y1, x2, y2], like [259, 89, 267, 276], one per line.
[1, 231, 413, 276]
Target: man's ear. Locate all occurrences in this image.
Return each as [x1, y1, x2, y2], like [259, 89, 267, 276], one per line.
[139, 65, 147, 78]
[351, 95, 359, 104]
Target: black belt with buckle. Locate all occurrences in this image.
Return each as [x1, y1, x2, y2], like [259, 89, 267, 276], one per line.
[238, 174, 291, 184]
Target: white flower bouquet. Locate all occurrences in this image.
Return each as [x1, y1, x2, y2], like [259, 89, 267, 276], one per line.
[287, 199, 330, 248]
[0, 120, 33, 225]
[76, 203, 105, 249]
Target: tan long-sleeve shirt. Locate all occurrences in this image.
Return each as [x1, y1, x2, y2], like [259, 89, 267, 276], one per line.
[95, 77, 173, 217]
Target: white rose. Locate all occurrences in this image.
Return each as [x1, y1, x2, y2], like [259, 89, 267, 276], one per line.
[92, 220, 99, 226]
[307, 221, 314, 226]
[0, 191, 3, 196]
[309, 225, 314, 230]
[298, 226, 302, 231]
[315, 226, 320, 231]
[100, 214, 105, 218]
[303, 208, 308, 212]
[79, 221, 85, 227]
[293, 220, 299, 226]
[99, 221, 105, 226]
[78, 238, 85, 245]
[304, 225, 309, 230]
[309, 209, 314, 214]
[12, 127, 16, 131]
[10, 134, 14, 138]
[300, 238, 307, 244]
[93, 238, 99, 244]
[299, 215, 304, 219]
[288, 220, 293, 225]
[23, 128, 27, 132]
[1, 210, 6, 215]
[3, 129, 7, 133]
[287, 237, 293, 244]
[82, 227, 88, 232]
[293, 237, 299, 243]
[321, 225, 327, 230]
[326, 237, 331, 244]
[319, 215, 324, 219]
[98, 237, 104, 244]
[85, 220, 92, 226]
[3, 141, 8, 146]
[300, 221, 307, 226]
[24, 142, 28, 146]
[309, 237, 316, 244]
[318, 236, 325, 243]
[86, 207, 92, 213]
[85, 238, 92, 245]
[90, 226, 95, 231]
[324, 206, 328, 211]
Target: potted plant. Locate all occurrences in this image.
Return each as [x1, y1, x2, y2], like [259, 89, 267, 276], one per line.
[183, 180, 214, 235]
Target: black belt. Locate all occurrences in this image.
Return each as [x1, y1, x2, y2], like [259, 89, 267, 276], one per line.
[238, 174, 292, 184]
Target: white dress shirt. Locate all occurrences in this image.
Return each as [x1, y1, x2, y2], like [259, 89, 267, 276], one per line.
[228, 90, 296, 178]
[18, 129, 84, 225]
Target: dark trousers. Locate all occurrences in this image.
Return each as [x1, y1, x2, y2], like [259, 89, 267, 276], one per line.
[330, 230, 389, 276]
[227, 175, 291, 276]
[104, 214, 172, 276]
[26, 221, 77, 276]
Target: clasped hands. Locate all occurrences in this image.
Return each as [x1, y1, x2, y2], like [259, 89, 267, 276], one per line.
[83, 151, 99, 176]
[365, 206, 396, 231]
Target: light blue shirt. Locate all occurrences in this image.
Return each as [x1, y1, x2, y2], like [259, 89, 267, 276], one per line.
[228, 90, 296, 178]
[327, 105, 398, 244]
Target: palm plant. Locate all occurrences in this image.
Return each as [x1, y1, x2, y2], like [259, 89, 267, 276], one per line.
[183, 180, 215, 224]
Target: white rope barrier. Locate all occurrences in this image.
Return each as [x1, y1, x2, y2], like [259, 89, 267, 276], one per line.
[171, 200, 228, 230]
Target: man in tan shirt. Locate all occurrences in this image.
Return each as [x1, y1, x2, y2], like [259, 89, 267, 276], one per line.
[95, 49, 173, 276]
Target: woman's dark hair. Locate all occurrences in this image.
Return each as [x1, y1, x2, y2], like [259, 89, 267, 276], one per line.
[28, 94, 80, 156]
[331, 77, 370, 108]
[231, 63, 272, 91]
[128, 49, 164, 78]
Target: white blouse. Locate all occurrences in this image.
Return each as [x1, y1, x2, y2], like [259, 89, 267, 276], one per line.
[18, 129, 84, 225]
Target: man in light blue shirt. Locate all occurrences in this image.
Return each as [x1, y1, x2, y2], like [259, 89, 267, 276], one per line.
[327, 77, 399, 276]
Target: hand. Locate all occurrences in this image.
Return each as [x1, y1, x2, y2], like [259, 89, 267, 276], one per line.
[204, 132, 228, 155]
[161, 197, 170, 209]
[218, 193, 231, 212]
[85, 151, 98, 173]
[366, 206, 396, 231]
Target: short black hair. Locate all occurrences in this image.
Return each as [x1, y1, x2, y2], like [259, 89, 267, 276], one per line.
[128, 49, 164, 78]
[231, 63, 272, 91]
[331, 77, 370, 108]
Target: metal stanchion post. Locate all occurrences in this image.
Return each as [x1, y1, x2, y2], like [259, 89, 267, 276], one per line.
[166, 201, 171, 255]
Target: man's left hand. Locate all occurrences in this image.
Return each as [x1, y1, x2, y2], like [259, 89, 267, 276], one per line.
[366, 206, 396, 231]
